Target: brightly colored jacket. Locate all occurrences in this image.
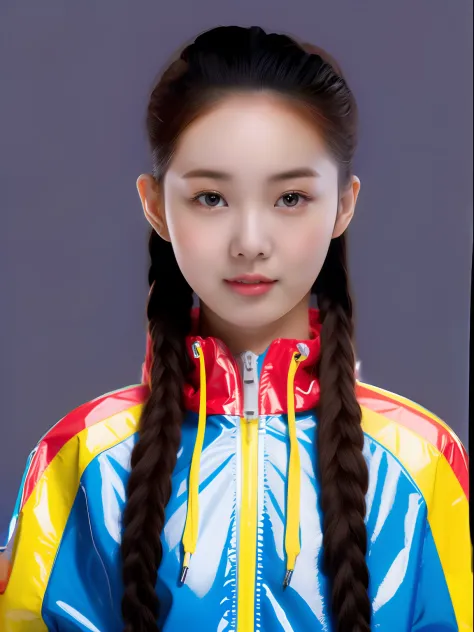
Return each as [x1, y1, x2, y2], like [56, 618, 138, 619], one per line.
[0, 309, 472, 631]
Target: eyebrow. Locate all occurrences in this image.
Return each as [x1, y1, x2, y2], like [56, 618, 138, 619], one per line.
[182, 167, 320, 181]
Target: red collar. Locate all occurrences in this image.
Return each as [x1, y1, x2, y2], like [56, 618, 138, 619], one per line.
[142, 308, 321, 416]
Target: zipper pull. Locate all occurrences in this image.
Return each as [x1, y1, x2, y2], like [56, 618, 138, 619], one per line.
[243, 352, 255, 383]
[242, 352, 258, 419]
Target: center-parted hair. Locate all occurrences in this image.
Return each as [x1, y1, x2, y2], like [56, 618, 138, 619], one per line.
[121, 25, 370, 632]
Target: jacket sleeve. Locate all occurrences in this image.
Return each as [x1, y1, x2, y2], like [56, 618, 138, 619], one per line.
[411, 433, 472, 631]
[0, 449, 46, 630]
[0, 421, 128, 632]
[0, 434, 90, 632]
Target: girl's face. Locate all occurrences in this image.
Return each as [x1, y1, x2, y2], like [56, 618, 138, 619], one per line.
[139, 92, 359, 336]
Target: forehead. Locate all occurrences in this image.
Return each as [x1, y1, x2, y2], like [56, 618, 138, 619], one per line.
[168, 92, 336, 180]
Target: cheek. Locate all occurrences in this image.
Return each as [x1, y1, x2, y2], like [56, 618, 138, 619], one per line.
[167, 212, 222, 284]
[284, 217, 334, 275]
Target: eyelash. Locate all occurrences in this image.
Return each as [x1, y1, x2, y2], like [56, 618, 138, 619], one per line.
[190, 190, 314, 209]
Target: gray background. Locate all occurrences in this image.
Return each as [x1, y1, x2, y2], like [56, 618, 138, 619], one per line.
[1, 1, 472, 536]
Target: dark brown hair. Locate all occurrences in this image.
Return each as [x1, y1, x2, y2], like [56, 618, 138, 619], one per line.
[121, 25, 370, 632]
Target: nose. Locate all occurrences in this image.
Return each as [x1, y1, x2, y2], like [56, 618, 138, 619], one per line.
[229, 208, 272, 260]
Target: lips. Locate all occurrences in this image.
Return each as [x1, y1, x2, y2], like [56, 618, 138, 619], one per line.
[225, 275, 275, 284]
[224, 276, 277, 296]
[234, 280, 268, 284]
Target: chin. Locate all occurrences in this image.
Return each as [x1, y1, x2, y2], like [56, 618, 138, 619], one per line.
[211, 300, 291, 332]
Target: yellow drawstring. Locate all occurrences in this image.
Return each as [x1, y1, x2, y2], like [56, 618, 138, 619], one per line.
[179, 342, 307, 589]
[283, 348, 307, 589]
[180, 342, 207, 584]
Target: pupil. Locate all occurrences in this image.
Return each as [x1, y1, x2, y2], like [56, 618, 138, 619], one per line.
[206, 194, 219, 206]
[285, 193, 298, 206]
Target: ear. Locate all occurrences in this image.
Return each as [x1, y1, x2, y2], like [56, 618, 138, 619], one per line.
[136, 174, 171, 242]
[332, 175, 361, 239]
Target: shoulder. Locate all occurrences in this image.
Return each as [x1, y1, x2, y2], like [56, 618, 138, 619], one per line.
[357, 383, 472, 630]
[19, 384, 149, 514]
[356, 380, 469, 504]
[0, 385, 149, 598]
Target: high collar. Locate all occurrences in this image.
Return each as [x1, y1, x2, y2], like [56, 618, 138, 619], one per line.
[141, 307, 322, 416]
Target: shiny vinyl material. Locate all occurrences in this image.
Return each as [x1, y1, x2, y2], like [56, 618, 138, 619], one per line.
[0, 309, 471, 631]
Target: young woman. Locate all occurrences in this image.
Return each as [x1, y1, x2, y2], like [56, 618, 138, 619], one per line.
[0, 25, 471, 632]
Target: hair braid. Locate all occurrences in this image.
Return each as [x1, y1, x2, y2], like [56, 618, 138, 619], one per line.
[313, 234, 371, 632]
[121, 229, 194, 632]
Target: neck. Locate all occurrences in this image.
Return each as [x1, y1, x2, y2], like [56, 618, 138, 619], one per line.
[198, 294, 312, 356]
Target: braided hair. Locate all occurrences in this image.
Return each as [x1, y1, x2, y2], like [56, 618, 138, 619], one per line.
[313, 236, 370, 631]
[121, 232, 193, 631]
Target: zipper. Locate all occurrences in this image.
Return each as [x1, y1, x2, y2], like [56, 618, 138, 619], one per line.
[237, 351, 260, 632]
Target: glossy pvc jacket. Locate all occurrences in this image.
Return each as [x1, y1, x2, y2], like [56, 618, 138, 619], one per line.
[0, 308, 472, 631]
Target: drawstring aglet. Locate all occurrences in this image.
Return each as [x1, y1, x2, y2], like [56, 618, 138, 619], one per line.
[180, 552, 191, 585]
[180, 565, 189, 585]
[283, 568, 293, 590]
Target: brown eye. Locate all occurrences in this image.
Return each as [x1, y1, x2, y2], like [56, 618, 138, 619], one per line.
[282, 193, 299, 207]
[204, 193, 221, 206]
[275, 192, 312, 209]
[193, 192, 227, 208]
